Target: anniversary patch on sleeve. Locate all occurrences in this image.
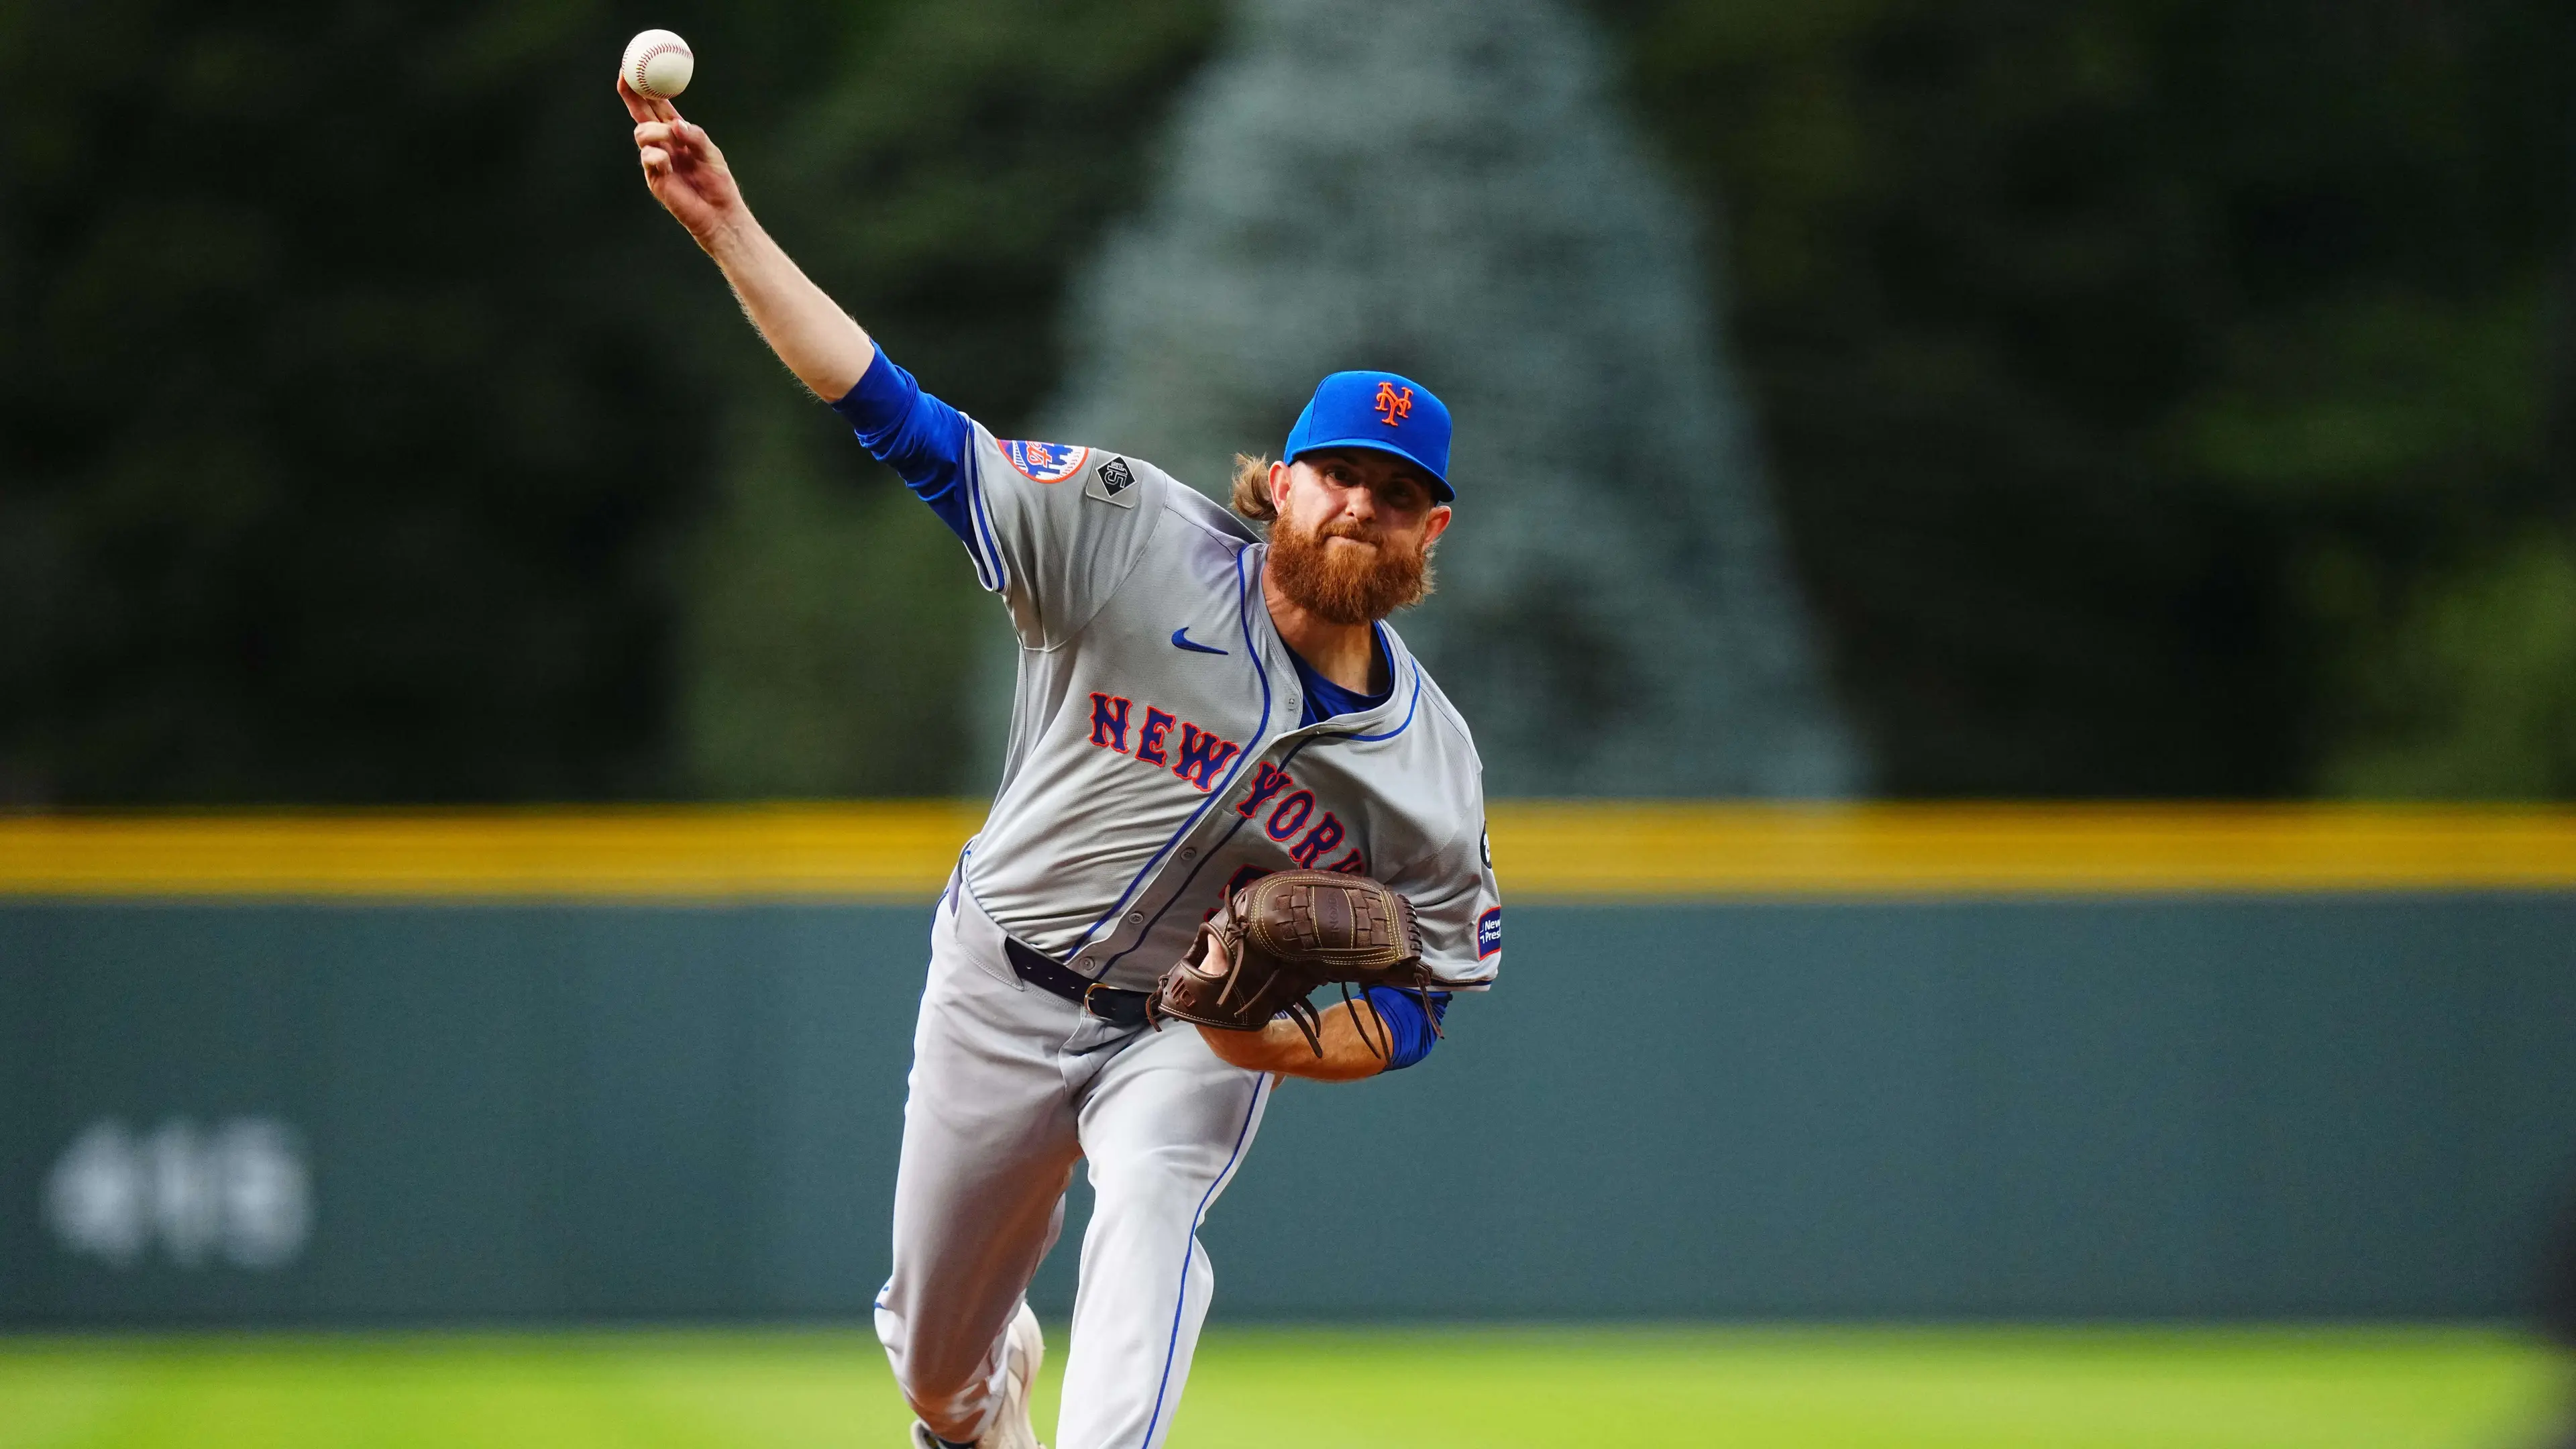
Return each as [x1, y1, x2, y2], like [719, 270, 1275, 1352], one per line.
[1086, 455, 1139, 508]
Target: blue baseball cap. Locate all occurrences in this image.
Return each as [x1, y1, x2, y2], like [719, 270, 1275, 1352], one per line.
[1283, 370, 1454, 501]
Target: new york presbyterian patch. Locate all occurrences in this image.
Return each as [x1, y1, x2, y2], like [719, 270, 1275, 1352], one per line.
[1086, 455, 1138, 508]
[1476, 907, 1502, 959]
[1002, 439, 1089, 483]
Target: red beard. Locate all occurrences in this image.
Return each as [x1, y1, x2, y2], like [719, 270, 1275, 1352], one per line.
[1267, 511, 1434, 626]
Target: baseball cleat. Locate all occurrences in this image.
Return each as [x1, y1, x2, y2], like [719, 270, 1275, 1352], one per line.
[989, 1301, 1048, 1449]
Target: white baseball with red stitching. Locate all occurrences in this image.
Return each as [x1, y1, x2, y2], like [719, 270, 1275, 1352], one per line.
[621, 30, 694, 101]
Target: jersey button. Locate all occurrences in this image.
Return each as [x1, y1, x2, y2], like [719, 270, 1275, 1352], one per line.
[1126, 912, 1143, 924]
[1181, 847, 1197, 859]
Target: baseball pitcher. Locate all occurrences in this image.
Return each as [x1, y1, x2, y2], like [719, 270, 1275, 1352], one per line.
[623, 77, 1501, 1449]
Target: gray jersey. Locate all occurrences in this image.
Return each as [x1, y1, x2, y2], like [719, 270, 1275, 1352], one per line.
[946, 425, 1501, 994]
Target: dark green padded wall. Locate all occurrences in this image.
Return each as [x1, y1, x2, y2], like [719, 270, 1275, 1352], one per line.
[3, 898, 2571, 1324]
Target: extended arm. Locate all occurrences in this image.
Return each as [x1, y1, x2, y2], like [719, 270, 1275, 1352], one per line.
[621, 78, 873, 400]
[621, 76, 977, 549]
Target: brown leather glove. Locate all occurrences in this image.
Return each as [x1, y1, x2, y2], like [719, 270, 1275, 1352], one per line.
[1152, 869, 1438, 1057]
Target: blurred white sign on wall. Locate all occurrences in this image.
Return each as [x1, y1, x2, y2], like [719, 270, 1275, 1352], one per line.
[45, 1118, 313, 1270]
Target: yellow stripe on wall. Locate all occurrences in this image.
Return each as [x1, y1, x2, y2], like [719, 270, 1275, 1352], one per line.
[1489, 802, 2576, 899]
[0, 804, 985, 902]
[1, 803, 2573, 902]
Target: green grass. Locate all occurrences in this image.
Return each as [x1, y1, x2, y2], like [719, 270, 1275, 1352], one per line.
[0, 1325, 2561, 1448]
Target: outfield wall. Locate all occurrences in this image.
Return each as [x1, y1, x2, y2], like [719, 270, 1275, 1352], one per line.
[4, 806, 2574, 1325]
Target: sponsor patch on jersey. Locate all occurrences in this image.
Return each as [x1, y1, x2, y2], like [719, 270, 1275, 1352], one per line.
[1475, 907, 1501, 959]
[1086, 455, 1138, 508]
[1001, 439, 1089, 483]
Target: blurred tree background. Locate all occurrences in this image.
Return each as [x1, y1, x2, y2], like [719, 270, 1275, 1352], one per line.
[1, 0, 2567, 803]
[1602, 0, 2575, 796]
[0, 0, 1216, 802]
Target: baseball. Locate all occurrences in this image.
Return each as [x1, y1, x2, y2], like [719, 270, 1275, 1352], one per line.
[621, 30, 694, 101]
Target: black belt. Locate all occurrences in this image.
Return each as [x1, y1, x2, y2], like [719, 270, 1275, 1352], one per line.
[1004, 938, 1152, 1028]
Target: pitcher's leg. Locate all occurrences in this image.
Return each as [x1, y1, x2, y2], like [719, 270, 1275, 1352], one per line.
[1053, 1030, 1273, 1449]
[877, 940, 1082, 1444]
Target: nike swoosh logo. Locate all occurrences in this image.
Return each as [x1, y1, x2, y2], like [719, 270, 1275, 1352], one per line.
[1170, 627, 1228, 656]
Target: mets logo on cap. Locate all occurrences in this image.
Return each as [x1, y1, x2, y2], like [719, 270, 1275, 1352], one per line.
[1281, 370, 1457, 502]
[1002, 439, 1090, 483]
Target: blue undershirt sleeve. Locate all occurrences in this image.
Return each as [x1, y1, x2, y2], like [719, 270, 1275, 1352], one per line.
[828, 345, 975, 546]
[1361, 987, 1451, 1071]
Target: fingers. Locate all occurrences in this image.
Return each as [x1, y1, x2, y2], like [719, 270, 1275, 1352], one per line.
[634, 122, 676, 184]
[613, 73, 682, 124]
[633, 120, 703, 179]
[615, 74, 655, 123]
[633, 119, 716, 167]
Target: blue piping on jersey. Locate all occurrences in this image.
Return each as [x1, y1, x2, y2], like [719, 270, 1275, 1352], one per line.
[1289, 619, 1393, 725]
[1316, 668, 1421, 744]
[1140, 1070, 1266, 1449]
[1063, 543, 1272, 971]
[1094, 733, 1319, 977]
[1095, 575, 1418, 972]
[1097, 729, 1448, 1074]
[1287, 623, 1419, 742]
[963, 444, 1009, 594]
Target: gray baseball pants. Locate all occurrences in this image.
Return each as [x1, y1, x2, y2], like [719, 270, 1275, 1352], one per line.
[875, 880, 1273, 1449]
